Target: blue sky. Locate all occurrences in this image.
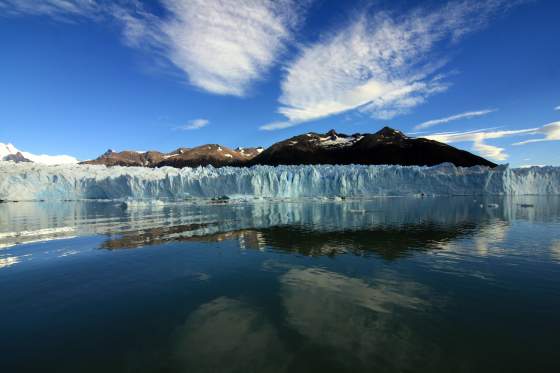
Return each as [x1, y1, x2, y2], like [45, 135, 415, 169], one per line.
[0, 0, 558, 166]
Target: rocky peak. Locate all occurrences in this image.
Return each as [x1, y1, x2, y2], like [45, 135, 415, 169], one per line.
[326, 129, 338, 139]
[4, 152, 32, 163]
[374, 127, 406, 139]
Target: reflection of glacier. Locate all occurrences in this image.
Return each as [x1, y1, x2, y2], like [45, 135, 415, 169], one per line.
[1, 162, 560, 201]
[2, 197, 559, 254]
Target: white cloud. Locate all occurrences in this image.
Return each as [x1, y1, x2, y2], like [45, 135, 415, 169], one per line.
[153, 0, 305, 96]
[0, 0, 100, 19]
[555, 106, 560, 111]
[177, 118, 209, 130]
[519, 164, 545, 168]
[1, 0, 306, 97]
[262, 0, 525, 130]
[414, 109, 497, 130]
[260, 121, 299, 131]
[511, 122, 560, 145]
[423, 123, 560, 161]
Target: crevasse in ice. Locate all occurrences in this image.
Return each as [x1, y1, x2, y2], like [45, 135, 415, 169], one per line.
[0, 161, 559, 201]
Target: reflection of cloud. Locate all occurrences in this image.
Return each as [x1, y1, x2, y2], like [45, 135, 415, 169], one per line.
[281, 268, 436, 369]
[473, 221, 509, 256]
[0, 256, 19, 269]
[551, 241, 560, 263]
[282, 268, 427, 313]
[173, 297, 289, 372]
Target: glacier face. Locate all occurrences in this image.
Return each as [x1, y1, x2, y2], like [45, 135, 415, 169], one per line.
[0, 161, 559, 201]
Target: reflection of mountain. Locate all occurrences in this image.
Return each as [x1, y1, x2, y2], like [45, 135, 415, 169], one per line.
[101, 223, 214, 250]
[100, 224, 477, 260]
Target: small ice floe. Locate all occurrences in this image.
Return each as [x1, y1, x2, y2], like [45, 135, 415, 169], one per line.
[120, 200, 166, 209]
[210, 195, 230, 204]
[349, 209, 366, 214]
[487, 203, 500, 209]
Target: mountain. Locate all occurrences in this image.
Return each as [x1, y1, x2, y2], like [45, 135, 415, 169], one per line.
[4, 152, 32, 163]
[82, 145, 265, 168]
[157, 145, 264, 168]
[250, 127, 496, 168]
[82, 127, 495, 169]
[82, 149, 165, 167]
[0, 143, 78, 165]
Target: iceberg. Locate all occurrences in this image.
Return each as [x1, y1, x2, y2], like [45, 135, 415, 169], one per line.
[0, 161, 559, 202]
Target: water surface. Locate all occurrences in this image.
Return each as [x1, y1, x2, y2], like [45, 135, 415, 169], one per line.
[1, 197, 560, 372]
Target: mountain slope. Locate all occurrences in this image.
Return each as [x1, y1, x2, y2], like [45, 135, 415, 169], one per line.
[82, 146, 265, 168]
[82, 150, 165, 167]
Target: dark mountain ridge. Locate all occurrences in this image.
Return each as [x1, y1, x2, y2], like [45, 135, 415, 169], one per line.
[81, 127, 496, 168]
[249, 127, 496, 168]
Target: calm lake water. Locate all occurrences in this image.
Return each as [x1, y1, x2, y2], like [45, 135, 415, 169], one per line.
[1, 197, 560, 372]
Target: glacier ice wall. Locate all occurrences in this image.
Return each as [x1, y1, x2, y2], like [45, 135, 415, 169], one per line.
[0, 162, 559, 201]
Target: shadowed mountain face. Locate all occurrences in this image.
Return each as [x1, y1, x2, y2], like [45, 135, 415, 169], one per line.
[3, 152, 31, 163]
[250, 127, 496, 168]
[81, 127, 495, 168]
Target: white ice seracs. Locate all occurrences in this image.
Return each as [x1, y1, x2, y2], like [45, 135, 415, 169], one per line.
[0, 161, 559, 201]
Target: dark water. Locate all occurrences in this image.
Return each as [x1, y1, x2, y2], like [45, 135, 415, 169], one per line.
[1, 197, 560, 372]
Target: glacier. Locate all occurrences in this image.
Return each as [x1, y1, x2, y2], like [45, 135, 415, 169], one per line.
[0, 161, 559, 202]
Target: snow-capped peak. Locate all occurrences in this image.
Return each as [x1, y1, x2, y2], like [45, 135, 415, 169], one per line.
[0, 143, 18, 159]
[0, 142, 79, 165]
[314, 130, 363, 148]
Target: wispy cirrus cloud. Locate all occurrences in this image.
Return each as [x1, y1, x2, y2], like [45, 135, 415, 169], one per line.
[414, 109, 497, 130]
[176, 118, 209, 130]
[425, 128, 536, 161]
[155, 0, 306, 97]
[0, 0, 100, 19]
[1, 0, 307, 97]
[424, 122, 560, 161]
[261, 0, 526, 131]
[511, 122, 560, 145]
